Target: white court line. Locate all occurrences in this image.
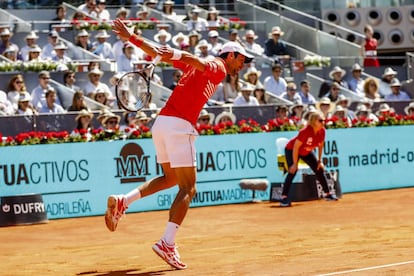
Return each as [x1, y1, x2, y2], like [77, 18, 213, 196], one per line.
[315, 260, 414, 276]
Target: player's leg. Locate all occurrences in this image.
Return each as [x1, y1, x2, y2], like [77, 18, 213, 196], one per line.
[301, 153, 337, 200]
[280, 148, 297, 207]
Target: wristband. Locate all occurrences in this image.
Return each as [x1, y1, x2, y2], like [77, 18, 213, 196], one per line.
[171, 49, 182, 60]
[129, 35, 143, 47]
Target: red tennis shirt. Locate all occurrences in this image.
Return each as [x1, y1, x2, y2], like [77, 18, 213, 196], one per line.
[285, 125, 326, 156]
[159, 58, 227, 125]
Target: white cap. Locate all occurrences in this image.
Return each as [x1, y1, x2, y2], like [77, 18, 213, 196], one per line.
[218, 41, 254, 63]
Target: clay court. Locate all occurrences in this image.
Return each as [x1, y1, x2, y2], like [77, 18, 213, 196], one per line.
[1, 188, 414, 276]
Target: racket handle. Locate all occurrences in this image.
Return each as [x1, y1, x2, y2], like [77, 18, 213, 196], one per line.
[152, 55, 162, 65]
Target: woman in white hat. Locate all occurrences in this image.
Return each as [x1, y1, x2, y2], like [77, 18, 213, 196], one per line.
[404, 102, 414, 116]
[194, 39, 213, 59]
[20, 31, 39, 61]
[318, 66, 349, 98]
[172, 32, 188, 48]
[75, 29, 92, 51]
[162, 0, 178, 20]
[71, 109, 94, 141]
[355, 103, 377, 124]
[243, 66, 262, 87]
[153, 29, 172, 47]
[316, 97, 334, 120]
[215, 110, 237, 125]
[206, 6, 220, 29]
[197, 109, 215, 126]
[16, 91, 36, 116]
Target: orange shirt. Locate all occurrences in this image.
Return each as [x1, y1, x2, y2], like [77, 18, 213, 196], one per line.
[159, 58, 227, 125]
[286, 125, 325, 156]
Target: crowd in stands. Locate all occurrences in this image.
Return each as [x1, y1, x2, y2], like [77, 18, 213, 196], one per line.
[0, 0, 413, 138]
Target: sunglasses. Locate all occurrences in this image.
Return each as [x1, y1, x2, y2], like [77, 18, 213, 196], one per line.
[15, 81, 23, 84]
[106, 120, 118, 124]
[318, 119, 325, 123]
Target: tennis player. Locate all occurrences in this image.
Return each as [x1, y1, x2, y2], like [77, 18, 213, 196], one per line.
[105, 18, 253, 269]
[280, 110, 338, 207]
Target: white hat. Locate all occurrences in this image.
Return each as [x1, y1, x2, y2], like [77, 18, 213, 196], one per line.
[25, 31, 39, 40]
[102, 112, 121, 125]
[95, 30, 110, 38]
[376, 103, 393, 116]
[198, 109, 215, 124]
[208, 7, 220, 14]
[172, 32, 188, 47]
[316, 97, 335, 113]
[75, 109, 94, 121]
[0, 29, 11, 36]
[208, 30, 219, 37]
[351, 63, 363, 71]
[240, 83, 254, 92]
[215, 111, 236, 125]
[335, 94, 350, 107]
[329, 66, 346, 79]
[77, 29, 90, 37]
[269, 26, 284, 36]
[163, 0, 174, 5]
[196, 39, 211, 51]
[333, 105, 347, 116]
[218, 41, 254, 64]
[116, 7, 130, 17]
[355, 104, 371, 116]
[390, 78, 401, 87]
[54, 41, 68, 50]
[243, 66, 262, 80]
[88, 68, 104, 76]
[289, 102, 305, 114]
[404, 102, 414, 115]
[28, 45, 42, 53]
[382, 67, 397, 78]
[303, 105, 318, 120]
[243, 30, 258, 40]
[153, 29, 171, 42]
[136, 7, 149, 16]
[135, 111, 151, 122]
[18, 92, 32, 102]
[188, 30, 202, 40]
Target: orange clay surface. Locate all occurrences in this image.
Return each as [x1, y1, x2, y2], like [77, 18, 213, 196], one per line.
[1, 188, 414, 276]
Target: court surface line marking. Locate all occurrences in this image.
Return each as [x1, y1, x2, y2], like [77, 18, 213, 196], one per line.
[315, 259, 414, 276]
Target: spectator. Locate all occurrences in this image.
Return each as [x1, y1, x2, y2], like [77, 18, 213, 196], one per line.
[233, 83, 259, 106]
[379, 67, 397, 98]
[207, 30, 222, 57]
[222, 73, 241, 103]
[162, 0, 178, 21]
[109, 72, 123, 98]
[303, 105, 318, 123]
[289, 102, 306, 123]
[331, 105, 351, 127]
[96, 0, 110, 21]
[31, 71, 62, 111]
[50, 4, 68, 31]
[0, 28, 20, 58]
[384, 78, 411, 101]
[116, 42, 142, 73]
[375, 102, 394, 117]
[67, 91, 89, 112]
[169, 69, 183, 90]
[185, 7, 208, 32]
[274, 105, 291, 122]
[20, 31, 39, 61]
[335, 94, 356, 121]
[253, 83, 267, 105]
[41, 30, 59, 60]
[52, 41, 72, 64]
[6, 74, 26, 111]
[78, 0, 98, 18]
[27, 45, 43, 62]
[355, 104, 377, 124]
[362, 77, 381, 101]
[187, 30, 201, 54]
[228, 29, 241, 44]
[92, 30, 114, 59]
[318, 66, 349, 98]
[215, 111, 236, 125]
[404, 102, 414, 116]
[172, 32, 188, 49]
[75, 30, 93, 51]
[63, 70, 80, 91]
[243, 66, 262, 87]
[316, 97, 334, 119]
[134, 111, 152, 128]
[263, 63, 287, 97]
[298, 80, 316, 104]
[115, 6, 130, 20]
[3, 46, 21, 62]
[280, 82, 302, 103]
[197, 109, 215, 127]
[38, 87, 65, 114]
[16, 92, 37, 116]
[0, 90, 14, 115]
[93, 88, 112, 108]
[324, 82, 342, 103]
[71, 109, 94, 141]
[195, 39, 213, 59]
[153, 29, 172, 47]
[360, 24, 380, 67]
[206, 6, 220, 29]
[113, 34, 132, 58]
[243, 30, 264, 56]
[101, 111, 120, 131]
[82, 68, 111, 98]
[348, 63, 365, 96]
[264, 26, 290, 64]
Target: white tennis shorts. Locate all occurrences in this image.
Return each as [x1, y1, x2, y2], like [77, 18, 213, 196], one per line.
[151, 115, 199, 168]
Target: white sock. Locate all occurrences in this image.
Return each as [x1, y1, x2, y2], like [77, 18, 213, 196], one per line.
[125, 188, 141, 206]
[162, 222, 179, 246]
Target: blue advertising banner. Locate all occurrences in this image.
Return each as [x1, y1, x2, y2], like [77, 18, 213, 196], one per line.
[0, 126, 413, 219]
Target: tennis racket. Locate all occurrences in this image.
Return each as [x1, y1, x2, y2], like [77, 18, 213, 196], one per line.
[115, 55, 161, 112]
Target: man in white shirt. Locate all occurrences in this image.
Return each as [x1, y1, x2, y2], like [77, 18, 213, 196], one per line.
[264, 63, 287, 96]
[233, 83, 259, 106]
[243, 30, 264, 56]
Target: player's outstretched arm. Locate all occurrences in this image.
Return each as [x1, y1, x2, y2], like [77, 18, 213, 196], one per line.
[112, 18, 207, 71]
